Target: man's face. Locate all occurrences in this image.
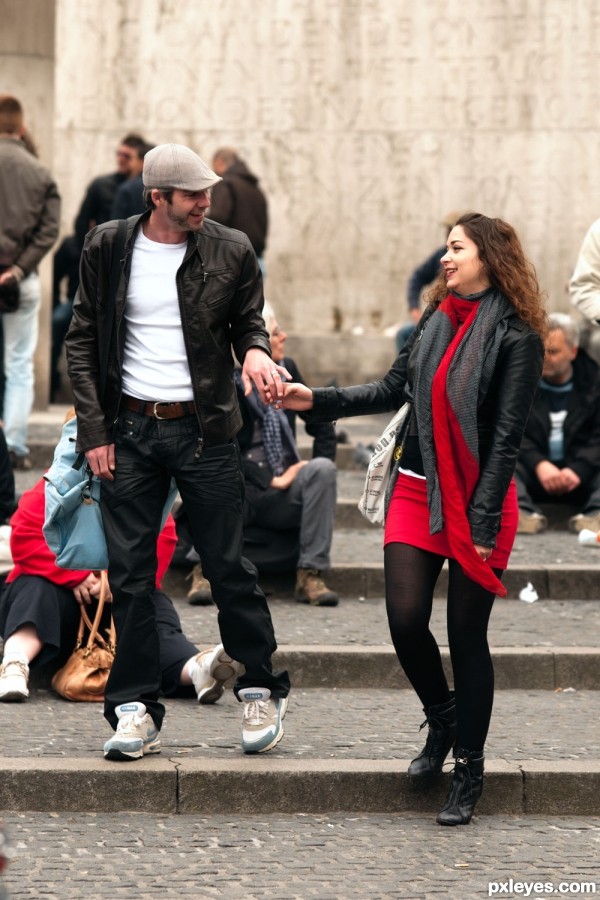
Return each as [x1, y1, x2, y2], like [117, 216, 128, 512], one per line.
[542, 328, 577, 384]
[269, 319, 287, 363]
[116, 144, 142, 177]
[161, 189, 211, 233]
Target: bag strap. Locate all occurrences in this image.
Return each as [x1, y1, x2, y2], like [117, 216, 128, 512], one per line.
[98, 219, 127, 404]
[78, 572, 115, 652]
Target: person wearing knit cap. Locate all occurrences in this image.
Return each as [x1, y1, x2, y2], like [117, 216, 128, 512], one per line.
[66, 143, 290, 761]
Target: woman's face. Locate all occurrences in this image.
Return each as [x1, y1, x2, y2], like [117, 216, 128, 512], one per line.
[441, 225, 490, 295]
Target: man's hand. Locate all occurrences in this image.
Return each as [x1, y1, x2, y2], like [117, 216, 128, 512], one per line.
[271, 460, 308, 490]
[241, 348, 291, 405]
[535, 460, 578, 495]
[85, 444, 116, 480]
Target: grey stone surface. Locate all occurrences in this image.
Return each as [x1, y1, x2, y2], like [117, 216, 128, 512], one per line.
[2, 811, 600, 899]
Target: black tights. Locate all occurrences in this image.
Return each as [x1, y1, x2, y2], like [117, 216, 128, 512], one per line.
[384, 542, 500, 750]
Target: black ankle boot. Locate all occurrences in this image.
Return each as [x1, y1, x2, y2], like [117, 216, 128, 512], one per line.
[407, 693, 457, 776]
[436, 748, 484, 826]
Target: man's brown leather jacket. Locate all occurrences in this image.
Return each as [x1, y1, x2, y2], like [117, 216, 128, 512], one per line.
[66, 210, 271, 452]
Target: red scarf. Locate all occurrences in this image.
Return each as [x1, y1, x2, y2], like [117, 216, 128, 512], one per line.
[431, 294, 506, 597]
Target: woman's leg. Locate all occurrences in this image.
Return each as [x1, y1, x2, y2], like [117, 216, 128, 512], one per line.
[446, 561, 500, 750]
[384, 542, 448, 707]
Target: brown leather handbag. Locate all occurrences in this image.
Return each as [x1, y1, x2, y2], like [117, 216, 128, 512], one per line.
[51, 572, 116, 702]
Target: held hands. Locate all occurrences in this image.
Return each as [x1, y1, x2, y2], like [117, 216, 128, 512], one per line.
[266, 381, 315, 411]
[73, 571, 111, 606]
[241, 348, 291, 405]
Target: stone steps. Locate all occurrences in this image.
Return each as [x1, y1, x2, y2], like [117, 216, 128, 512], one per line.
[1, 687, 598, 814]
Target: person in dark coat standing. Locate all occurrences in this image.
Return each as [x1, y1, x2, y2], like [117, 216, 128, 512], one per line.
[209, 147, 268, 273]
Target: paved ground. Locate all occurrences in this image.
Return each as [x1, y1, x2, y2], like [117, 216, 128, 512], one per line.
[1, 407, 599, 898]
[2, 812, 599, 899]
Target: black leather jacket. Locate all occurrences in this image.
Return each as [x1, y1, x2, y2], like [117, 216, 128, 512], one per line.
[66, 211, 271, 452]
[312, 304, 544, 546]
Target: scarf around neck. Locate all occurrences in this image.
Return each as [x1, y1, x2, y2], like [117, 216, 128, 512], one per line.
[411, 288, 514, 596]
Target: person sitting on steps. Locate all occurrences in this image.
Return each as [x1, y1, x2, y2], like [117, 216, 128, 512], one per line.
[186, 302, 339, 608]
[515, 313, 600, 535]
[0, 471, 240, 720]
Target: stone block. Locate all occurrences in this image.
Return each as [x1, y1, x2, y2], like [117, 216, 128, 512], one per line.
[0, 758, 177, 813]
[523, 761, 600, 815]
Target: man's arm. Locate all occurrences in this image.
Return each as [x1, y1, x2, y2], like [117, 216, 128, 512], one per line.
[570, 219, 600, 324]
[14, 179, 61, 276]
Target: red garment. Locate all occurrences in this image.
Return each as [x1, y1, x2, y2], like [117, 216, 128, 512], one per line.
[385, 473, 518, 571]
[431, 294, 506, 596]
[7, 479, 177, 588]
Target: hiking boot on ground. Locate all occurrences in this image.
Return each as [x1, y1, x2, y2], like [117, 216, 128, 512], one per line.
[569, 511, 600, 533]
[186, 563, 213, 606]
[103, 702, 161, 761]
[238, 687, 288, 754]
[294, 568, 339, 606]
[517, 510, 548, 534]
[0, 657, 29, 702]
[191, 643, 242, 705]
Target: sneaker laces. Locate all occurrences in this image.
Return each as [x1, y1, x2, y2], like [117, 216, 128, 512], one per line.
[243, 699, 269, 726]
[0, 659, 28, 678]
[116, 713, 143, 735]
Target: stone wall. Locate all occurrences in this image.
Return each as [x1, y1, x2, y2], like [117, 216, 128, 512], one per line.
[49, 0, 600, 381]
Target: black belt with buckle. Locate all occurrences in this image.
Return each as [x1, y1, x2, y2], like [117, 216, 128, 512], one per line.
[121, 395, 196, 420]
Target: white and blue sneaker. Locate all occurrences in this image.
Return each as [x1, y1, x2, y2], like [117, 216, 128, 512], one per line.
[239, 687, 288, 754]
[103, 702, 161, 761]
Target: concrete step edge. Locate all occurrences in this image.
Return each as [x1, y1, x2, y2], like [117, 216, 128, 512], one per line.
[1, 757, 597, 815]
[27, 646, 600, 692]
[163, 563, 600, 601]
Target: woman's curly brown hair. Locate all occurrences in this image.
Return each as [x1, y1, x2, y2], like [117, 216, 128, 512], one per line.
[427, 212, 548, 338]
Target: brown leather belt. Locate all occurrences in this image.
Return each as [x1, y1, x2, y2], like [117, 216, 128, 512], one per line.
[121, 395, 196, 420]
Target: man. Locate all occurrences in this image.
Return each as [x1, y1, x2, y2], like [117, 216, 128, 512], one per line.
[515, 313, 600, 534]
[66, 143, 290, 760]
[110, 141, 155, 220]
[186, 302, 339, 607]
[209, 147, 268, 272]
[74, 133, 147, 252]
[0, 95, 60, 469]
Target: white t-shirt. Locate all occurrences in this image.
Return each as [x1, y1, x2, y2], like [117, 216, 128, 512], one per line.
[121, 229, 194, 401]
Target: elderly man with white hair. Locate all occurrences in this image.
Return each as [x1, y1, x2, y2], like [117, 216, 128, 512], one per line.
[515, 312, 600, 534]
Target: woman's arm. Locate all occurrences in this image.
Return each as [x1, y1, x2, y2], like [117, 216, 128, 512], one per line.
[468, 325, 544, 546]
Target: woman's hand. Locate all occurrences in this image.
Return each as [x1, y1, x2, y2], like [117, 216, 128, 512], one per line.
[268, 382, 314, 411]
[271, 460, 308, 490]
[474, 544, 492, 562]
[73, 572, 109, 606]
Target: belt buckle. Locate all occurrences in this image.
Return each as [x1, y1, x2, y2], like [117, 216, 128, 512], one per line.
[153, 401, 169, 420]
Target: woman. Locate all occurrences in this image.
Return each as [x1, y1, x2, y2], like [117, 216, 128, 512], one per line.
[277, 213, 546, 825]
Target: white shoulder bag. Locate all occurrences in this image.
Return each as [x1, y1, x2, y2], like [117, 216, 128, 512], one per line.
[358, 402, 411, 526]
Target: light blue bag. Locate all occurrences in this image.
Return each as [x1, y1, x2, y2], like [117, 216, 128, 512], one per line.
[43, 417, 107, 569]
[43, 417, 176, 570]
